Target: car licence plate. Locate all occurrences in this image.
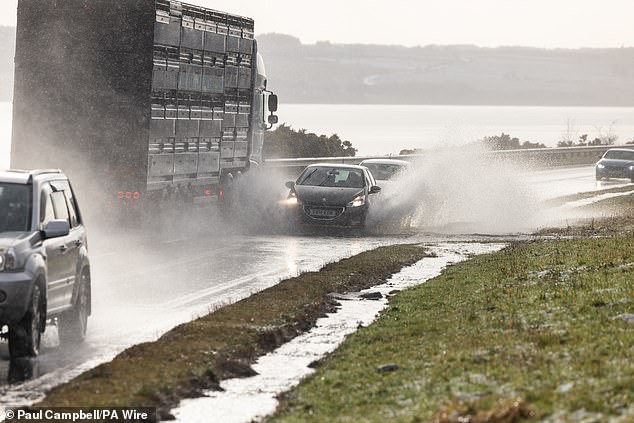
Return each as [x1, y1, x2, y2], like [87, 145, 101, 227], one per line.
[308, 208, 337, 217]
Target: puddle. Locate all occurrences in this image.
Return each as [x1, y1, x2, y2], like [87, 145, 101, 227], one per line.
[172, 242, 505, 423]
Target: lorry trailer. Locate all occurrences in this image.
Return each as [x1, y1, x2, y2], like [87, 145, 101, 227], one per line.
[11, 0, 277, 211]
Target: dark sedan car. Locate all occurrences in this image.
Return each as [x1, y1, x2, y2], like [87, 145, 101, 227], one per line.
[285, 164, 381, 227]
[595, 148, 634, 182]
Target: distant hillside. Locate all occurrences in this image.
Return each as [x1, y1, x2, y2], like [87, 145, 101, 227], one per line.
[1, 28, 633, 106]
[0, 26, 15, 101]
[257, 34, 634, 106]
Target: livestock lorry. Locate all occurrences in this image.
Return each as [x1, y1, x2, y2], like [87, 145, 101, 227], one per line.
[11, 0, 278, 212]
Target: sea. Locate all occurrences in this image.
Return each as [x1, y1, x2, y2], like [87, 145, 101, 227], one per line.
[2, 102, 634, 168]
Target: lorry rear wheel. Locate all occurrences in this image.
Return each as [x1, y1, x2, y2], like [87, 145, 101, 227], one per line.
[8, 285, 43, 359]
[58, 270, 90, 344]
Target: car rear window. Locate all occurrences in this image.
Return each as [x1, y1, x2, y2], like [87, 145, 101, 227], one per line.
[0, 183, 32, 232]
[604, 150, 634, 160]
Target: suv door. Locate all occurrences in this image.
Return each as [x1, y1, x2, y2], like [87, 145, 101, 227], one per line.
[40, 184, 70, 313]
[50, 180, 84, 310]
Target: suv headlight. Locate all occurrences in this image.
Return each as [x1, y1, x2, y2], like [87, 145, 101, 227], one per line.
[596, 163, 605, 169]
[348, 195, 366, 208]
[3, 248, 18, 271]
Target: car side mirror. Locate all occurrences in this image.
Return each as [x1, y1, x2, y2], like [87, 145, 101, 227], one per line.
[268, 94, 278, 112]
[369, 185, 381, 194]
[43, 219, 70, 239]
[285, 181, 295, 189]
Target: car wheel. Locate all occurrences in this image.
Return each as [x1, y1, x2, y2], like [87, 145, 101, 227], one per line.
[58, 270, 90, 344]
[8, 285, 43, 359]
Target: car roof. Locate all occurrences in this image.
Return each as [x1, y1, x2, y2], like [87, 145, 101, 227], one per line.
[0, 169, 65, 185]
[605, 148, 634, 153]
[359, 159, 410, 166]
[305, 163, 368, 170]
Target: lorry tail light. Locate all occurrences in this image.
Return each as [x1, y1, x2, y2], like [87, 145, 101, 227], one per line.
[117, 191, 140, 201]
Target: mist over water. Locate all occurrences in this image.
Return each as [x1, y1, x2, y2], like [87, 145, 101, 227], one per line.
[279, 104, 634, 156]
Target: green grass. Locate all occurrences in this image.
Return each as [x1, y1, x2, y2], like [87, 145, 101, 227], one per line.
[268, 238, 634, 422]
[34, 244, 428, 419]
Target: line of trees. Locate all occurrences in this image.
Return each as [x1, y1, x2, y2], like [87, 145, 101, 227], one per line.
[557, 133, 618, 147]
[264, 124, 357, 159]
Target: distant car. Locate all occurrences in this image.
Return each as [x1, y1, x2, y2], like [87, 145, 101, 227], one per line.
[359, 159, 410, 183]
[595, 148, 634, 182]
[285, 164, 381, 227]
[0, 169, 91, 362]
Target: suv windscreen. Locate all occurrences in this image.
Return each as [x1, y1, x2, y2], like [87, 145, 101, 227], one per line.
[298, 167, 365, 188]
[0, 183, 32, 232]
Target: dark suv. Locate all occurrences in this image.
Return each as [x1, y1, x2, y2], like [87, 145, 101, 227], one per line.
[0, 170, 91, 361]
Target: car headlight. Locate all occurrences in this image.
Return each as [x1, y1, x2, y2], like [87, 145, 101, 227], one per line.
[348, 195, 366, 208]
[596, 163, 605, 169]
[285, 192, 301, 206]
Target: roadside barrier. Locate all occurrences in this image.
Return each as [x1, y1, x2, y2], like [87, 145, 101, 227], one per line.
[264, 145, 619, 174]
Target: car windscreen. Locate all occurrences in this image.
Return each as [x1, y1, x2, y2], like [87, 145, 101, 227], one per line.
[0, 183, 32, 232]
[363, 163, 406, 181]
[297, 167, 365, 188]
[604, 150, 634, 161]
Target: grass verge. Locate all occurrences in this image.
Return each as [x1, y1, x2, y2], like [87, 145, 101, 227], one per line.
[543, 184, 634, 208]
[33, 244, 428, 419]
[538, 191, 634, 237]
[268, 238, 634, 422]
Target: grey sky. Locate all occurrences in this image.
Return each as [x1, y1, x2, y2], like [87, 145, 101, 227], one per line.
[1, 0, 632, 48]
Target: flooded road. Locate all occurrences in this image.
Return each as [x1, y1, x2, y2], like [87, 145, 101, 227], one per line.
[525, 165, 631, 200]
[0, 162, 629, 412]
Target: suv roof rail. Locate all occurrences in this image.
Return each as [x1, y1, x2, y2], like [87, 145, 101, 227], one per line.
[26, 169, 63, 183]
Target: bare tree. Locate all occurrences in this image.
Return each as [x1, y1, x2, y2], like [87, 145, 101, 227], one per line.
[558, 118, 578, 147]
[594, 120, 619, 145]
